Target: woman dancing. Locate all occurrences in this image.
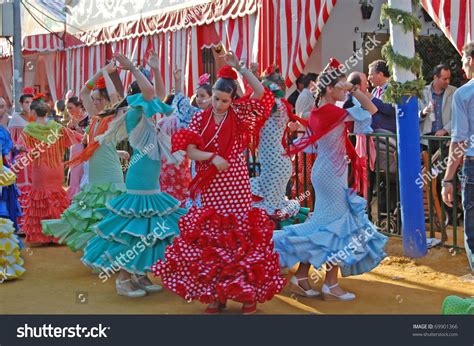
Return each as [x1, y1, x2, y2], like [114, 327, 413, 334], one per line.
[65, 97, 89, 199]
[42, 63, 127, 252]
[251, 65, 309, 227]
[21, 99, 82, 244]
[153, 52, 284, 314]
[82, 54, 186, 298]
[8, 88, 34, 230]
[273, 66, 387, 301]
[157, 63, 212, 206]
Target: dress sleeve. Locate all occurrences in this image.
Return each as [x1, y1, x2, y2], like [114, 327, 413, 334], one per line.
[172, 92, 201, 129]
[233, 87, 275, 130]
[171, 111, 205, 153]
[127, 93, 174, 119]
[345, 98, 373, 134]
[61, 127, 83, 149]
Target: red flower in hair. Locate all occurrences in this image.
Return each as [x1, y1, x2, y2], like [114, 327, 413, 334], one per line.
[217, 65, 238, 80]
[329, 57, 342, 69]
[33, 93, 46, 101]
[23, 86, 35, 95]
[95, 77, 106, 90]
[264, 65, 275, 76]
[198, 73, 211, 86]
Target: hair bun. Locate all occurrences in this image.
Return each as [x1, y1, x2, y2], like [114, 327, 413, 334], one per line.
[217, 65, 238, 80]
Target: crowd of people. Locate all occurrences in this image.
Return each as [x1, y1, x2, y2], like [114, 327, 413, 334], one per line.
[0, 40, 473, 313]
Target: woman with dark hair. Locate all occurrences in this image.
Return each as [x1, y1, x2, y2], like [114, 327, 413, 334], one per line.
[7, 88, 35, 231]
[81, 54, 185, 298]
[273, 63, 387, 301]
[251, 65, 309, 227]
[157, 62, 213, 207]
[21, 98, 82, 244]
[65, 97, 89, 199]
[42, 63, 126, 252]
[153, 52, 284, 314]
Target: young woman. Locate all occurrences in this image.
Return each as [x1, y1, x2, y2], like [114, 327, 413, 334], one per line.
[81, 54, 185, 298]
[21, 99, 82, 244]
[157, 62, 212, 206]
[42, 63, 127, 252]
[273, 67, 387, 300]
[153, 52, 284, 314]
[65, 97, 89, 199]
[8, 88, 34, 230]
[251, 65, 309, 227]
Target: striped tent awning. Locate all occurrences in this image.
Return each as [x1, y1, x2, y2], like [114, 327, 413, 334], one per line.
[421, 0, 474, 54]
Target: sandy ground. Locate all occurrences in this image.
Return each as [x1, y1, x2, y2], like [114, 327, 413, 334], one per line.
[1, 237, 473, 315]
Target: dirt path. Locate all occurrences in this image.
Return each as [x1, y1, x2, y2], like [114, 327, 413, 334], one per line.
[1, 237, 472, 314]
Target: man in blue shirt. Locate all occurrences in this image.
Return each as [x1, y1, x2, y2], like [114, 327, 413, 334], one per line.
[442, 41, 474, 280]
[368, 60, 396, 133]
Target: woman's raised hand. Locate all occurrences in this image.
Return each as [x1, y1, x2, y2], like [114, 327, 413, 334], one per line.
[147, 51, 160, 70]
[223, 51, 240, 69]
[115, 54, 135, 71]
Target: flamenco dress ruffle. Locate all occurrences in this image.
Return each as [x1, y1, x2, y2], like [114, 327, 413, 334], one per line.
[42, 182, 126, 252]
[82, 190, 185, 276]
[0, 218, 25, 280]
[153, 206, 286, 304]
[274, 189, 387, 276]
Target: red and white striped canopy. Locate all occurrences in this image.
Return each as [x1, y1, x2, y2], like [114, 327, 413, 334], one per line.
[421, 0, 474, 54]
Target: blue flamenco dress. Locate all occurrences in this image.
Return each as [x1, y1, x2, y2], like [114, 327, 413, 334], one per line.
[273, 102, 387, 276]
[81, 94, 186, 275]
[0, 126, 22, 234]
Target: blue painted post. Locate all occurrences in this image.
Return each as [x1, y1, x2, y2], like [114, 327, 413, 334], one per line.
[397, 96, 427, 257]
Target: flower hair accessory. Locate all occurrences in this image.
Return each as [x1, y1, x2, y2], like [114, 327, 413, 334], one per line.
[23, 86, 35, 95]
[322, 57, 342, 73]
[217, 65, 238, 80]
[198, 73, 211, 86]
[94, 77, 106, 90]
[33, 93, 47, 101]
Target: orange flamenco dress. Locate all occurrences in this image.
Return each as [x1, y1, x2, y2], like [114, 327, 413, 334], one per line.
[21, 121, 82, 244]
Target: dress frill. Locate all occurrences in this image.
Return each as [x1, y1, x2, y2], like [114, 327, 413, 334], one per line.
[41, 182, 126, 252]
[0, 218, 25, 280]
[23, 188, 70, 243]
[17, 185, 31, 230]
[273, 189, 388, 277]
[81, 192, 185, 275]
[152, 206, 286, 304]
[0, 184, 22, 233]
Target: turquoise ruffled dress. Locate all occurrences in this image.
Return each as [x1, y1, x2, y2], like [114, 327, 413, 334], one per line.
[273, 102, 387, 276]
[42, 119, 126, 252]
[81, 94, 186, 275]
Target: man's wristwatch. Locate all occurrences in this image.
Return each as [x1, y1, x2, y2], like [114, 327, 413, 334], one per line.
[441, 179, 453, 187]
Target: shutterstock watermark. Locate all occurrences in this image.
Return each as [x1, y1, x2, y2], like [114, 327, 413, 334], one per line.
[309, 225, 379, 284]
[0, 127, 63, 185]
[98, 219, 171, 282]
[415, 135, 474, 189]
[17, 324, 110, 338]
[121, 143, 155, 171]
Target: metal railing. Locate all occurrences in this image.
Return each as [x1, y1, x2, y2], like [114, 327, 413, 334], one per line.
[249, 132, 465, 249]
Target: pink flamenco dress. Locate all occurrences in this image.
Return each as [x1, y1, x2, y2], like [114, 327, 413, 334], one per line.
[153, 84, 286, 307]
[8, 112, 33, 230]
[21, 121, 82, 244]
[66, 115, 89, 200]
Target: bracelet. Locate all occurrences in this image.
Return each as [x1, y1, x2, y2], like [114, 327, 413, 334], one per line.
[85, 81, 95, 90]
[441, 179, 453, 187]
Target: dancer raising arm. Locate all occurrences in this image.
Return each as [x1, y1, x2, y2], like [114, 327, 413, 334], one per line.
[273, 64, 387, 301]
[42, 62, 127, 252]
[81, 54, 186, 298]
[153, 52, 284, 314]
